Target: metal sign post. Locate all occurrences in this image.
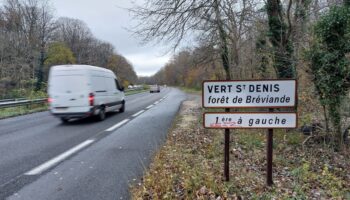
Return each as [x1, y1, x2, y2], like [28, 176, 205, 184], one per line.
[224, 107, 230, 182]
[224, 127, 230, 181]
[267, 108, 274, 186]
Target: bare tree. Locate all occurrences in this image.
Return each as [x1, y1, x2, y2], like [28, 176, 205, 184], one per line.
[54, 17, 93, 64]
[0, 1, 137, 97]
[131, 0, 258, 80]
[0, 0, 55, 91]
[34, 0, 56, 90]
[107, 54, 138, 85]
[86, 39, 114, 67]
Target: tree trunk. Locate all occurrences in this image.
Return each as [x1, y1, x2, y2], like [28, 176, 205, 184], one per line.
[35, 44, 45, 91]
[214, 0, 231, 181]
[214, 0, 231, 80]
[323, 105, 330, 134]
[345, 0, 350, 6]
[266, 0, 295, 78]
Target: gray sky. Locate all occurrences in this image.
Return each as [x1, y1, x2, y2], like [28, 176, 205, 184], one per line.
[51, 0, 172, 77]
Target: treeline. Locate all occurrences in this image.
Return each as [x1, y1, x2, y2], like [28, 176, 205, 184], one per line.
[143, 0, 346, 87]
[138, 46, 225, 88]
[0, 0, 137, 98]
[134, 0, 350, 147]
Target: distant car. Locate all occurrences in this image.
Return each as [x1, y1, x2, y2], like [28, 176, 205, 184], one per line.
[128, 85, 133, 89]
[48, 64, 125, 123]
[150, 85, 160, 93]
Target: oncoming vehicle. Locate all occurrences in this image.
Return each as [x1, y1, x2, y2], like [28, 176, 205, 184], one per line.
[150, 85, 160, 93]
[48, 65, 125, 123]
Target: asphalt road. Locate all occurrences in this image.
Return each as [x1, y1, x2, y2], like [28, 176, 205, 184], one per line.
[0, 87, 187, 199]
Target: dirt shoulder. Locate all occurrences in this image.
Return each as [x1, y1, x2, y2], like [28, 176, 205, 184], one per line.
[131, 94, 350, 199]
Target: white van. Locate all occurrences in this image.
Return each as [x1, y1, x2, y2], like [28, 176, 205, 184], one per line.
[48, 65, 125, 123]
[150, 85, 160, 93]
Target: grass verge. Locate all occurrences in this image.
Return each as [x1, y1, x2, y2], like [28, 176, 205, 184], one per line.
[0, 104, 48, 119]
[179, 87, 202, 95]
[125, 89, 149, 96]
[130, 96, 350, 199]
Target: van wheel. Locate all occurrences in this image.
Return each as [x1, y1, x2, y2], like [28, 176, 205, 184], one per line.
[61, 117, 69, 123]
[119, 101, 125, 113]
[97, 108, 106, 121]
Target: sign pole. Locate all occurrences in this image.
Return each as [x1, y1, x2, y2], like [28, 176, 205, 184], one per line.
[267, 108, 274, 186]
[224, 108, 230, 181]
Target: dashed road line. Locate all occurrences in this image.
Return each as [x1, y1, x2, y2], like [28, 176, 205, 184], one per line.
[25, 139, 95, 175]
[23, 95, 169, 177]
[105, 119, 130, 132]
[132, 110, 145, 117]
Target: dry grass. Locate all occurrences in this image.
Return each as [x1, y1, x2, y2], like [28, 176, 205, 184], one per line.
[130, 96, 350, 199]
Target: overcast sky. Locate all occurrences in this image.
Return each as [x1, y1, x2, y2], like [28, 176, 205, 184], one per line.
[50, 0, 172, 77]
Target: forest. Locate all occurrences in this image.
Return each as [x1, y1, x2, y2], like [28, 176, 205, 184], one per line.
[0, 0, 138, 99]
[134, 0, 350, 148]
[129, 0, 350, 198]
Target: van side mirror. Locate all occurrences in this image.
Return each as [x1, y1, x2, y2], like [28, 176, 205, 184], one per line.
[120, 86, 125, 92]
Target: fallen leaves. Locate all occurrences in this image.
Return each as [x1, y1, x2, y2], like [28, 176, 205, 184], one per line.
[131, 96, 350, 200]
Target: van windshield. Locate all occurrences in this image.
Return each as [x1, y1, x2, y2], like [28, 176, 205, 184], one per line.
[50, 75, 87, 93]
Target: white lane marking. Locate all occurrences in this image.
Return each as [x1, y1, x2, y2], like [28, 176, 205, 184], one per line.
[132, 110, 145, 117]
[25, 139, 95, 175]
[154, 101, 160, 104]
[146, 105, 154, 109]
[105, 119, 130, 132]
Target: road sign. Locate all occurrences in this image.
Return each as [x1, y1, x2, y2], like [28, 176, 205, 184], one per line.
[202, 79, 298, 185]
[202, 80, 296, 108]
[204, 112, 297, 129]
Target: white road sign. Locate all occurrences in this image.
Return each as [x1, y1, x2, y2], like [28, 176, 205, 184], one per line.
[204, 113, 297, 129]
[202, 80, 296, 108]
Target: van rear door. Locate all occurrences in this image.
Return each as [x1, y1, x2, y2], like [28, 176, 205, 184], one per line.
[49, 75, 89, 108]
